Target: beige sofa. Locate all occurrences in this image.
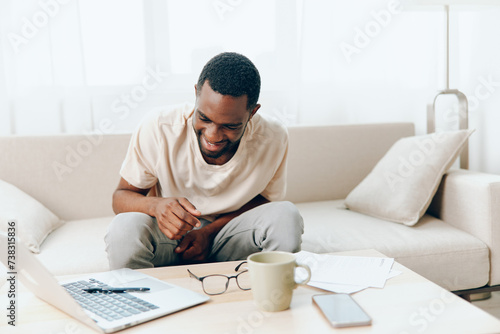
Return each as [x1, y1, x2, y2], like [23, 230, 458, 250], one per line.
[2, 122, 500, 295]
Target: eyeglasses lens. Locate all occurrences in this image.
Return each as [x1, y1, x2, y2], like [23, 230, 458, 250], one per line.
[236, 271, 251, 290]
[202, 275, 229, 295]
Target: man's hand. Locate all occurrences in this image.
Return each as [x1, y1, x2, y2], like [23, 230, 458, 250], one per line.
[172, 194, 270, 263]
[112, 178, 202, 240]
[153, 197, 201, 240]
[174, 229, 212, 264]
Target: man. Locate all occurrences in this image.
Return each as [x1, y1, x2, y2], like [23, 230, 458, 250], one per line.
[105, 52, 303, 269]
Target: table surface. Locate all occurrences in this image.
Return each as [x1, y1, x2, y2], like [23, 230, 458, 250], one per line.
[2, 249, 500, 334]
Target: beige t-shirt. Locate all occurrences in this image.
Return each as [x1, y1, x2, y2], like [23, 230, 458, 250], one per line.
[120, 103, 288, 220]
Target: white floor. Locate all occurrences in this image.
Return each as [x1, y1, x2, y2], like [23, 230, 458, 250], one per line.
[472, 292, 500, 319]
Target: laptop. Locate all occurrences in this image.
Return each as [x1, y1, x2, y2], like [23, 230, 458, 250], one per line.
[0, 233, 209, 333]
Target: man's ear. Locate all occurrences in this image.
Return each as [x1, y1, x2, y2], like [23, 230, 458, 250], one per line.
[249, 104, 261, 120]
[194, 84, 198, 96]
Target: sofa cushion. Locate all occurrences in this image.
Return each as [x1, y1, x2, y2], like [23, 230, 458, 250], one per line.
[0, 179, 63, 253]
[297, 200, 489, 291]
[345, 130, 472, 226]
[36, 217, 112, 275]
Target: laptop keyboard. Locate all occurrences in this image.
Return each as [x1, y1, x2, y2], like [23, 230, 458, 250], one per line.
[62, 278, 159, 322]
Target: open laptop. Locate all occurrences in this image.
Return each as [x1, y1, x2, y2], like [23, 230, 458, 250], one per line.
[0, 233, 209, 333]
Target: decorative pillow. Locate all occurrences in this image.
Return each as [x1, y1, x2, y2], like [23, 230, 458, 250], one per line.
[0, 179, 63, 253]
[345, 129, 474, 226]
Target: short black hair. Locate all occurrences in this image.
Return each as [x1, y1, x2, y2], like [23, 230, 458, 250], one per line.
[196, 52, 261, 110]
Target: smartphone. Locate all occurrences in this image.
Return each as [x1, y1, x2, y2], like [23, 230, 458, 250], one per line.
[312, 293, 372, 328]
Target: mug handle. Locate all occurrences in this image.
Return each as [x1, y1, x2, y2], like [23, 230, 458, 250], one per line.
[294, 263, 311, 286]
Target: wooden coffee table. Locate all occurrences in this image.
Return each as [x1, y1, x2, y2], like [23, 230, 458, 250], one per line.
[2, 249, 500, 333]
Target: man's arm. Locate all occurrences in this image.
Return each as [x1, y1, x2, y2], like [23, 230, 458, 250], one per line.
[205, 194, 269, 238]
[174, 194, 269, 263]
[113, 177, 201, 240]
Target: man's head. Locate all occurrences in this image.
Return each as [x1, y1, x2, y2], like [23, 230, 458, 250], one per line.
[196, 52, 261, 111]
[193, 52, 261, 165]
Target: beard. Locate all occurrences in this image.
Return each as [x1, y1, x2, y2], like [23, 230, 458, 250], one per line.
[196, 133, 241, 160]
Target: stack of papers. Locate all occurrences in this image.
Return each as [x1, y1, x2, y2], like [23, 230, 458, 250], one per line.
[295, 251, 401, 294]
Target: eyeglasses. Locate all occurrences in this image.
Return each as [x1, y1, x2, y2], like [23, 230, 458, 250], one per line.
[187, 261, 251, 295]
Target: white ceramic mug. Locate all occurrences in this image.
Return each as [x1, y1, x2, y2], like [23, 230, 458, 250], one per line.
[247, 251, 311, 312]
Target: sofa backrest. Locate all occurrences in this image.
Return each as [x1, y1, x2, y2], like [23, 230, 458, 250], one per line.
[284, 122, 415, 203]
[0, 122, 414, 220]
[0, 134, 131, 221]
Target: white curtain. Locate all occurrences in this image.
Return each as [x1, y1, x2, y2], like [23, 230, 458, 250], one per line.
[1, 0, 500, 173]
[0, 0, 303, 135]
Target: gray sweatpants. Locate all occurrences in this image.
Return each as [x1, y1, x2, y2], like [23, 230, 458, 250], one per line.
[105, 201, 304, 269]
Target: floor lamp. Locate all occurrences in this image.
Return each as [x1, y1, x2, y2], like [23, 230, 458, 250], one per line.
[426, 2, 469, 169]
[409, 0, 500, 170]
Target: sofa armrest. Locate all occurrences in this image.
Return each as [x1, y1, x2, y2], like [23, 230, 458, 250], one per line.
[428, 169, 500, 286]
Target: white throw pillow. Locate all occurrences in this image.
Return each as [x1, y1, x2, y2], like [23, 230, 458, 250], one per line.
[345, 129, 473, 226]
[0, 179, 63, 253]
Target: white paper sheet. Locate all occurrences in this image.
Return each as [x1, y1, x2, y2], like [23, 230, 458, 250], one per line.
[306, 270, 402, 294]
[295, 251, 396, 291]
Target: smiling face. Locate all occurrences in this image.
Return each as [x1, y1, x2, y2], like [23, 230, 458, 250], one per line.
[193, 81, 260, 165]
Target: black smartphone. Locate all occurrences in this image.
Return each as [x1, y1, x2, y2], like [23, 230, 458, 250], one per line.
[312, 293, 372, 328]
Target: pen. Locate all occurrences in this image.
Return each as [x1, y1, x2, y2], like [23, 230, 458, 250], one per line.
[83, 287, 150, 293]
